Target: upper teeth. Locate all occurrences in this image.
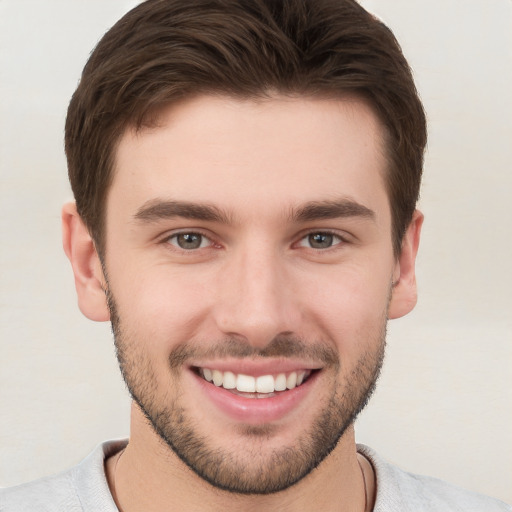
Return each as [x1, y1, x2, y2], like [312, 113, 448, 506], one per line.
[201, 368, 309, 393]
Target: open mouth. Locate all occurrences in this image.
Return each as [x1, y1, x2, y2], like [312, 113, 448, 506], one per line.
[195, 367, 314, 398]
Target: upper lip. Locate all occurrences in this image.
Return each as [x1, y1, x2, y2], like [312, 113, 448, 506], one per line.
[189, 358, 323, 377]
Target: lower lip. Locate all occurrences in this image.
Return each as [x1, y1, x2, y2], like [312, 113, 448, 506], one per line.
[192, 370, 319, 424]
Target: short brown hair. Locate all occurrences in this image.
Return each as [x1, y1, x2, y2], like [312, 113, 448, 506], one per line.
[65, 0, 427, 257]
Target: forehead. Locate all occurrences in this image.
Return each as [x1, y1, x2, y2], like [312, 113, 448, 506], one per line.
[109, 94, 390, 223]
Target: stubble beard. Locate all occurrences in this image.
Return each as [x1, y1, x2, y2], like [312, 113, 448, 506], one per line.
[107, 288, 386, 495]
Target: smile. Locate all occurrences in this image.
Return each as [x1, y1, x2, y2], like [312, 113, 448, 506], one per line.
[191, 364, 321, 423]
[199, 368, 312, 396]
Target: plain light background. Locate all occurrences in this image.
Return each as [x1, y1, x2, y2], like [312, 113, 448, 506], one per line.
[1, 0, 511, 504]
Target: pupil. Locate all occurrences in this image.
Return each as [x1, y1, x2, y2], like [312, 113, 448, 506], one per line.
[309, 233, 333, 248]
[178, 233, 201, 249]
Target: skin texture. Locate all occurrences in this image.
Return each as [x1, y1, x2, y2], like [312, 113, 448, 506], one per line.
[62, 95, 422, 511]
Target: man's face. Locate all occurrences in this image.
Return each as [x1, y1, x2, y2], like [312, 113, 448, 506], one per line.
[102, 95, 402, 493]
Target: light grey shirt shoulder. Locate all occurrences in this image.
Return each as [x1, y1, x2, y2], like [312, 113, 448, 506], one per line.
[0, 440, 125, 512]
[358, 444, 511, 512]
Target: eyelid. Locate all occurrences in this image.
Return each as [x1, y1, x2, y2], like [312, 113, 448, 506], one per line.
[161, 229, 219, 250]
[295, 229, 350, 249]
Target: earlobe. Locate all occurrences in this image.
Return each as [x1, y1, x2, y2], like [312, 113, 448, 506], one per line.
[388, 210, 423, 319]
[62, 202, 110, 322]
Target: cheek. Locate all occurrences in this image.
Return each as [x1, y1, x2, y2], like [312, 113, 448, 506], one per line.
[299, 264, 391, 349]
[108, 246, 393, 358]
[110, 265, 216, 347]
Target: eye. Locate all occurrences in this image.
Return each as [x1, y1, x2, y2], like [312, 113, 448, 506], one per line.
[298, 232, 343, 249]
[167, 232, 212, 250]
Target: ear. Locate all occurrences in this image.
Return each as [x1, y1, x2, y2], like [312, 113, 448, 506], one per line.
[388, 210, 423, 319]
[62, 202, 110, 321]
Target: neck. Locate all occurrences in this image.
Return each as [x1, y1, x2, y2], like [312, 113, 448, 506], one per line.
[106, 403, 372, 512]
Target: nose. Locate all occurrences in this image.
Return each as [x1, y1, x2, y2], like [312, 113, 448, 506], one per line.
[213, 242, 299, 349]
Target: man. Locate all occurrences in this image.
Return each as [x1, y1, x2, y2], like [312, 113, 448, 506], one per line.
[1, 0, 510, 510]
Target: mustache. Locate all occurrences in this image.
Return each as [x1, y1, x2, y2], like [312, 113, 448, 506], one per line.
[168, 334, 340, 370]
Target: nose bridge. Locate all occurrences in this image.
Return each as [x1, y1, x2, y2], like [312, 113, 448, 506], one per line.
[214, 238, 295, 347]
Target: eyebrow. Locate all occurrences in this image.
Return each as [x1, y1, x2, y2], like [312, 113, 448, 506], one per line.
[133, 197, 375, 225]
[134, 199, 232, 224]
[290, 199, 376, 223]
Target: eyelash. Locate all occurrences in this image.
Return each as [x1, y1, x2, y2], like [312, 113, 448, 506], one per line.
[163, 230, 217, 251]
[162, 229, 348, 252]
[296, 231, 346, 250]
